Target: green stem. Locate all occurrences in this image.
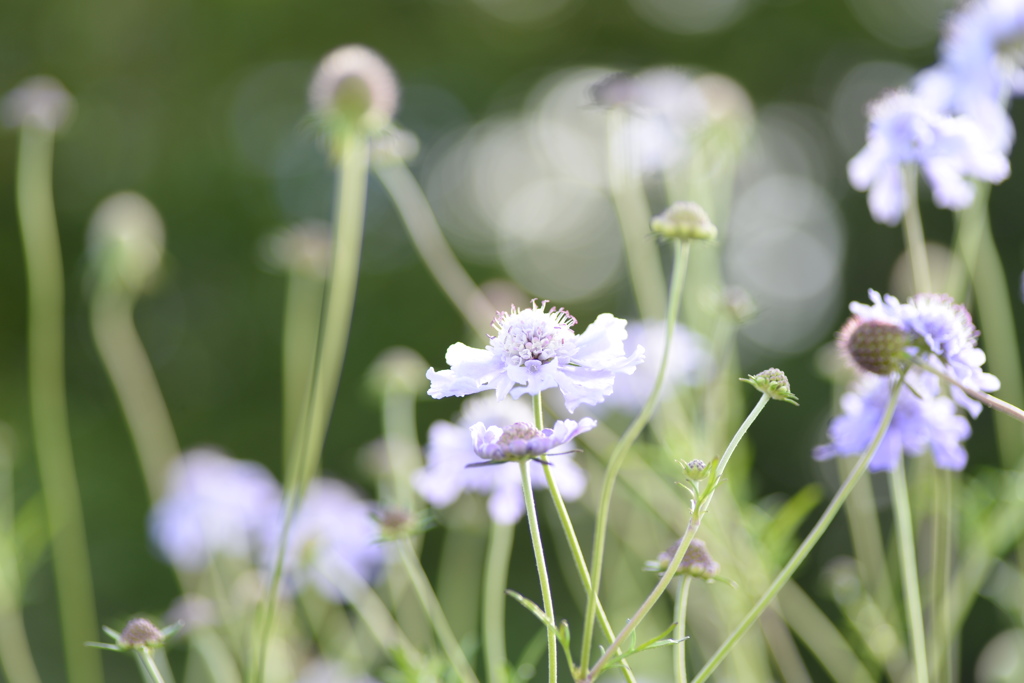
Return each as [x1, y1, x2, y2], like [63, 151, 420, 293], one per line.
[281, 272, 324, 468]
[135, 648, 168, 683]
[929, 469, 953, 683]
[580, 240, 690, 669]
[90, 286, 181, 500]
[889, 461, 928, 683]
[14, 124, 103, 683]
[374, 161, 494, 335]
[901, 165, 932, 294]
[249, 125, 370, 683]
[690, 375, 905, 683]
[483, 521, 515, 683]
[586, 392, 770, 681]
[520, 459, 558, 682]
[911, 358, 1024, 423]
[397, 540, 481, 683]
[675, 576, 693, 683]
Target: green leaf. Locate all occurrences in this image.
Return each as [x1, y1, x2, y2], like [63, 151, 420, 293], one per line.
[505, 590, 556, 631]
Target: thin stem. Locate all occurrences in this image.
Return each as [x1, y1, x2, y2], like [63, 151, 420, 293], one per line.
[520, 459, 558, 682]
[690, 375, 905, 683]
[374, 161, 495, 335]
[250, 125, 370, 683]
[586, 392, 771, 681]
[889, 461, 928, 683]
[397, 540, 481, 683]
[281, 272, 323, 468]
[901, 165, 932, 294]
[675, 576, 693, 683]
[14, 124, 103, 683]
[135, 648, 168, 683]
[90, 287, 181, 500]
[580, 240, 690, 668]
[929, 469, 953, 683]
[912, 358, 1024, 423]
[483, 521, 515, 683]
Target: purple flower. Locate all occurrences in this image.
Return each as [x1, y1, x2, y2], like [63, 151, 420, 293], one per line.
[847, 91, 1009, 226]
[915, 0, 1024, 151]
[148, 449, 282, 571]
[470, 418, 597, 463]
[413, 396, 588, 525]
[814, 373, 971, 472]
[426, 301, 644, 413]
[266, 478, 385, 602]
[849, 290, 1000, 417]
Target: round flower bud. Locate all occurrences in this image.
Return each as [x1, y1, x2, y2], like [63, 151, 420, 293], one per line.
[651, 201, 718, 242]
[837, 317, 909, 375]
[645, 538, 720, 579]
[2, 75, 75, 132]
[261, 221, 332, 280]
[741, 368, 799, 406]
[366, 347, 429, 398]
[308, 45, 399, 132]
[87, 192, 166, 296]
[682, 458, 709, 481]
[120, 618, 164, 648]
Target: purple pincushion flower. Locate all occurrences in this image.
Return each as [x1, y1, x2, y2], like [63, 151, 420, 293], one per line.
[814, 373, 971, 472]
[847, 91, 1009, 226]
[413, 396, 588, 525]
[426, 301, 644, 413]
[469, 418, 597, 464]
[148, 448, 282, 571]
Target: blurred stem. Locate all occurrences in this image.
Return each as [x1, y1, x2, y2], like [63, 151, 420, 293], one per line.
[580, 240, 689, 669]
[690, 375, 905, 683]
[134, 649, 168, 683]
[929, 469, 953, 683]
[889, 460, 928, 683]
[14, 124, 103, 683]
[900, 166, 932, 294]
[374, 160, 494, 336]
[520, 458, 558, 682]
[325, 565, 422, 664]
[251, 125, 370, 683]
[381, 390, 422, 514]
[483, 521, 514, 683]
[281, 272, 324, 467]
[397, 540, 480, 683]
[607, 108, 666, 320]
[586, 392, 771, 681]
[90, 285, 180, 500]
[675, 576, 692, 683]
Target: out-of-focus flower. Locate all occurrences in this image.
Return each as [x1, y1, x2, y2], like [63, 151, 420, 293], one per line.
[594, 321, 711, 413]
[847, 290, 1000, 417]
[814, 373, 971, 472]
[413, 396, 587, 525]
[308, 45, 399, 132]
[267, 478, 385, 602]
[644, 538, 720, 579]
[651, 201, 718, 242]
[1, 75, 75, 132]
[296, 659, 382, 683]
[148, 449, 281, 571]
[87, 192, 166, 296]
[427, 301, 644, 413]
[847, 91, 1009, 226]
[261, 221, 332, 280]
[469, 418, 596, 464]
[915, 0, 1024, 151]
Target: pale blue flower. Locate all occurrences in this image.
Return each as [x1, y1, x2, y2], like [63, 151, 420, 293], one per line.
[427, 301, 644, 413]
[470, 418, 597, 463]
[266, 478, 385, 602]
[413, 396, 588, 525]
[814, 373, 972, 472]
[850, 290, 1000, 417]
[296, 659, 381, 683]
[847, 91, 1009, 226]
[148, 448, 282, 571]
[915, 0, 1024, 151]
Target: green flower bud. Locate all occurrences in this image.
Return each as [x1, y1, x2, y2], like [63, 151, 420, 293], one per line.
[366, 347, 429, 398]
[651, 201, 718, 242]
[87, 192, 166, 296]
[741, 368, 799, 406]
[261, 221, 332, 280]
[682, 458, 709, 481]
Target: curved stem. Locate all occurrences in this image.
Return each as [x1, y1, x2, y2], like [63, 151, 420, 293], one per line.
[135, 648, 169, 683]
[483, 522, 515, 683]
[281, 272, 324, 468]
[675, 576, 693, 683]
[690, 375, 905, 683]
[580, 240, 690, 668]
[250, 125, 370, 683]
[520, 459, 558, 682]
[889, 461, 928, 683]
[14, 124, 102, 683]
[901, 165, 932, 294]
[911, 358, 1024, 423]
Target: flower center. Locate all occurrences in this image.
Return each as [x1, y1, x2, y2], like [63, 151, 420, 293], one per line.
[489, 302, 578, 370]
[496, 422, 542, 447]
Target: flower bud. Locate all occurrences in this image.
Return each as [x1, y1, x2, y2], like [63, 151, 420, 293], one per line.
[261, 221, 332, 280]
[120, 618, 164, 648]
[308, 45, 399, 132]
[651, 201, 718, 242]
[837, 317, 909, 375]
[87, 192, 166, 296]
[682, 458, 709, 481]
[645, 538, 720, 579]
[2, 75, 75, 132]
[741, 368, 799, 405]
[366, 347, 429, 398]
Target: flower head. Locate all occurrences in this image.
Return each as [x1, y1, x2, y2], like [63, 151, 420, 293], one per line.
[644, 538, 720, 580]
[469, 418, 596, 465]
[265, 478, 385, 603]
[413, 396, 587, 525]
[1, 75, 75, 132]
[814, 373, 972, 472]
[847, 91, 1009, 226]
[427, 301, 644, 413]
[308, 45, 399, 132]
[148, 449, 281, 571]
[87, 192, 166, 296]
[741, 368, 799, 406]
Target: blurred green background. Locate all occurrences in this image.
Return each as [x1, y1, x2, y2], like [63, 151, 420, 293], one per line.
[2, 0, 1022, 679]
